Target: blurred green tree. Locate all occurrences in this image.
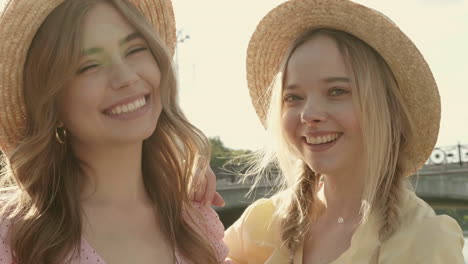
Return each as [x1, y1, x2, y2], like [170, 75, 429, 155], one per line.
[209, 136, 252, 176]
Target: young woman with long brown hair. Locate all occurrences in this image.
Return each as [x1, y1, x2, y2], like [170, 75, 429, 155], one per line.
[0, 0, 228, 263]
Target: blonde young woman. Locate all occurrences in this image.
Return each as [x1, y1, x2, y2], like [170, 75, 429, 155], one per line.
[0, 0, 229, 263]
[224, 0, 464, 263]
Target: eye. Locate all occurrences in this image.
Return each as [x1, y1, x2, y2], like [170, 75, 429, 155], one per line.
[77, 64, 99, 74]
[283, 94, 303, 103]
[329, 87, 349, 96]
[126, 46, 148, 56]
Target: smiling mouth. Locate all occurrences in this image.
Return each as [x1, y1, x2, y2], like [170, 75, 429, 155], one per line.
[104, 95, 150, 116]
[304, 133, 342, 145]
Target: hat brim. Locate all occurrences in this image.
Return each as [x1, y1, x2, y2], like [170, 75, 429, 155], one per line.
[247, 0, 440, 177]
[0, 0, 176, 154]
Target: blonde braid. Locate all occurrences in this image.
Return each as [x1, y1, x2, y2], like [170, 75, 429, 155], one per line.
[280, 164, 321, 260]
[378, 165, 404, 242]
[368, 164, 405, 264]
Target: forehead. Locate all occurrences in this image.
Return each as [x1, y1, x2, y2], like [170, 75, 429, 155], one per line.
[81, 2, 136, 47]
[285, 35, 350, 84]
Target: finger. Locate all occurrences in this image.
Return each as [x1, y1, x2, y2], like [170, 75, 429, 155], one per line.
[211, 192, 225, 207]
[203, 166, 216, 207]
[188, 172, 195, 201]
[188, 185, 195, 201]
[194, 176, 206, 202]
[191, 155, 206, 202]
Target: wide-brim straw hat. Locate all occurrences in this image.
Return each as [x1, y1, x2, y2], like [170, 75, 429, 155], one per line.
[0, 0, 176, 154]
[247, 0, 440, 177]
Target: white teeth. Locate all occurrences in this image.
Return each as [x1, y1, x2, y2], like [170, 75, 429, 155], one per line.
[306, 133, 339, 145]
[317, 137, 323, 144]
[114, 106, 122, 115]
[137, 98, 145, 107]
[108, 96, 147, 115]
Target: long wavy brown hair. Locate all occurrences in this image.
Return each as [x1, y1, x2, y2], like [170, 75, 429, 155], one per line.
[0, 0, 218, 263]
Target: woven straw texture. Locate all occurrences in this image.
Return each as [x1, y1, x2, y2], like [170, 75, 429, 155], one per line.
[246, 0, 440, 177]
[0, 0, 176, 154]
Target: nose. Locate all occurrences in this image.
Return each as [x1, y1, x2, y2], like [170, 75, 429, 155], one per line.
[109, 61, 139, 90]
[300, 100, 328, 125]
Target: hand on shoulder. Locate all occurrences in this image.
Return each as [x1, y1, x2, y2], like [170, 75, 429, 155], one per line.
[185, 202, 230, 263]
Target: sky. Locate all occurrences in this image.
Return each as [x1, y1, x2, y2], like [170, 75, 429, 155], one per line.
[0, 0, 467, 151]
[172, 0, 468, 151]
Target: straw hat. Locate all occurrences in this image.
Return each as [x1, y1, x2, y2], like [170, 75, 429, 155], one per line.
[0, 0, 176, 154]
[247, 0, 440, 177]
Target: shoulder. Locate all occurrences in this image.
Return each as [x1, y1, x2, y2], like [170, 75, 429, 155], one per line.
[224, 193, 294, 264]
[408, 212, 464, 262]
[232, 196, 277, 227]
[383, 190, 464, 263]
[0, 218, 13, 263]
[237, 191, 287, 225]
[225, 194, 283, 246]
[185, 202, 225, 241]
[399, 190, 463, 239]
[0, 194, 15, 262]
[183, 202, 230, 263]
[240, 197, 276, 223]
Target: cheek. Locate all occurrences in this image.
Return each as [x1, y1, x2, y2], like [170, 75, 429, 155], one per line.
[347, 106, 361, 133]
[136, 56, 162, 90]
[150, 72, 162, 113]
[281, 108, 299, 141]
[338, 103, 362, 137]
[153, 93, 163, 115]
[58, 79, 105, 129]
[143, 59, 163, 112]
[350, 115, 361, 135]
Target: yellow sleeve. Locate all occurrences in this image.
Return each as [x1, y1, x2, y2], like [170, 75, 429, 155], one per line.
[410, 214, 465, 263]
[223, 207, 248, 264]
[223, 198, 274, 264]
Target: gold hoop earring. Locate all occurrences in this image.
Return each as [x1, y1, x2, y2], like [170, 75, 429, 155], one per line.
[55, 127, 67, 144]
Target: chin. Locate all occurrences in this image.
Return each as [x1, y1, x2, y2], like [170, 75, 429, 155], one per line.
[305, 160, 335, 175]
[114, 125, 157, 144]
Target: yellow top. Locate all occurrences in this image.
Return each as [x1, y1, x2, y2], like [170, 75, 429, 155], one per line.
[224, 190, 465, 264]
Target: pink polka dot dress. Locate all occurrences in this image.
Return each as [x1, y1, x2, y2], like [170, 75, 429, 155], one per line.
[0, 203, 230, 263]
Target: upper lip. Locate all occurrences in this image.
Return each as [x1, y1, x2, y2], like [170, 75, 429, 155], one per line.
[103, 92, 149, 112]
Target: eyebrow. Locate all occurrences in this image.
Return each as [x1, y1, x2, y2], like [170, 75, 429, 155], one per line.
[323, 77, 350, 83]
[119, 32, 143, 45]
[82, 32, 144, 56]
[283, 76, 351, 92]
[285, 76, 350, 88]
[82, 47, 103, 56]
[284, 84, 298, 91]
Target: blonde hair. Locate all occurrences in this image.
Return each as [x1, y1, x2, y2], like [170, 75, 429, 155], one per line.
[247, 29, 416, 257]
[0, 0, 217, 263]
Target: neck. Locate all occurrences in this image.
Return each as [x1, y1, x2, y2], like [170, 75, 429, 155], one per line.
[318, 166, 365, 223]
[74, 141, 149, 206]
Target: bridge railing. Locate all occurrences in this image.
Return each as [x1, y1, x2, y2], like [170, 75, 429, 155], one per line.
[424, 143, 468, 167]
